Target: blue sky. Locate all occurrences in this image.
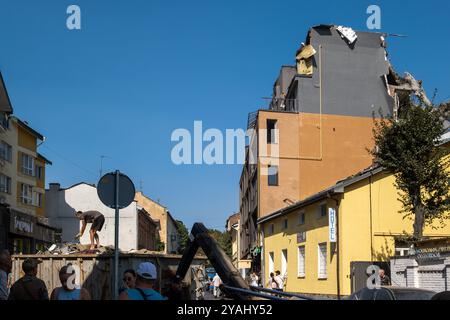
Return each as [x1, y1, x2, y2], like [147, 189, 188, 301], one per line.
[1, 0, 449, 230]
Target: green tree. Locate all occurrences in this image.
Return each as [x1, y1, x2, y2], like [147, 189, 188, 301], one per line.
[208, 229, 232, 258]
[176, 220, 189, 254]
[371, 94, 450, 239]
[155, 232, 165, 252]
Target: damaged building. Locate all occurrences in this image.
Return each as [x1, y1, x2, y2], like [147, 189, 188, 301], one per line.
[239, 25, 408, 271]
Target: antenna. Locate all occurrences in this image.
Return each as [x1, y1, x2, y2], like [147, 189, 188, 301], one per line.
[139, 180, 143, 192]
[99, 155, 110, 178]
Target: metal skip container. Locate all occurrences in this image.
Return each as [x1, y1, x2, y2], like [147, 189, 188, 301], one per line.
[11, 252, 207, 300]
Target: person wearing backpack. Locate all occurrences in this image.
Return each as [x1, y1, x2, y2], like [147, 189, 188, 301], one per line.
[119, 262, 167, 300]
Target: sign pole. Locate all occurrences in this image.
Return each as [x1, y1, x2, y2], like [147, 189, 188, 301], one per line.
[114, 170, 120, 300]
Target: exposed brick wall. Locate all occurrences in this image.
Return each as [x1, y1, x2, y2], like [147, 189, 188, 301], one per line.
[391, 253, 450, 293]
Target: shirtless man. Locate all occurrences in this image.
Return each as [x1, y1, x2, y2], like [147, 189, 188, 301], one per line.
[75, 210, 105, 250]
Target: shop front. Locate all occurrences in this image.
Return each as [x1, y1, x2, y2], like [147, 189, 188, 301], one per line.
[3, 208, 60, 254]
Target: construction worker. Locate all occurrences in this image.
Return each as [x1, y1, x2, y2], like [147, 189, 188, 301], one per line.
[75, 210, 105, 250]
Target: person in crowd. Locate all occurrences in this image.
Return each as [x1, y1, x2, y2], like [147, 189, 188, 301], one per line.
[8, 258, 48, 300]
[250, 272, 259, 287]
[379, 268, 391, 286]
[267, 272, 278, 290]
[119, 269, 137, 294]
[75, 210, 105, 250]
[212, 273, 222, 298]
[50, 264, 91, 300]
[0, 249, 12, 300]
[119, 262, 167, 300]
[274, 270, 284, 292]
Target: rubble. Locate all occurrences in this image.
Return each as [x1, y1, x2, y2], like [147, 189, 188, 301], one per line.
[336, 25, 358, 44]
[36, 243, 169, 256]
[37, 243, 119, 255]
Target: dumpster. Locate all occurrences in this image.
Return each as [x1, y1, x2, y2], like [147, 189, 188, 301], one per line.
[11, 252, 207, 300]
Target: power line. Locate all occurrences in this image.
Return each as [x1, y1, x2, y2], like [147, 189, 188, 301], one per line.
[40, 144, 98, 178]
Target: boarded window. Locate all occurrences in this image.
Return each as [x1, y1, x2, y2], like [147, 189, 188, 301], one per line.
[318, 243, 327, 279]
[298, 246, 305, 278]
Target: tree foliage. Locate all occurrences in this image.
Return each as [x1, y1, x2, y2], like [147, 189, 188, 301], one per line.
[371, 94, 450, 239]
[176, 220, 190, 254]
[208, 229, 232, 258]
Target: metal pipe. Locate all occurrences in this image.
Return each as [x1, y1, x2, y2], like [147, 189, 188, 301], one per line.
[114, 170, 120, 300]
[249, 286, 314, 300]
[221, 285, 286, 301]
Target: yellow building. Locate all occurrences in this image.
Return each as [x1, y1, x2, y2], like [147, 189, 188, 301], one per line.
[135, 191, 180, 254]
[0, 72, 57, 254]
[259, 155, 450, 297]
[226, 212, 252, 276]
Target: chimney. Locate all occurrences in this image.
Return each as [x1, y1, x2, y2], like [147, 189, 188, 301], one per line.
[49, 183, 60, 192]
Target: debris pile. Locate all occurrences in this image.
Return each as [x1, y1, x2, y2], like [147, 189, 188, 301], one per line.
[37, 243, 119, 255]
[36, 244, 165, 256]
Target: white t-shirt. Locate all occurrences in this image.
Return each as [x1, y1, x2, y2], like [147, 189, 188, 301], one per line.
[274, 275, 284, 289]
[213, 275, 221, 287]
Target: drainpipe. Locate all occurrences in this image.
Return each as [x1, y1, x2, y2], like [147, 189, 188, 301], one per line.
[330, 190, 342, 300]
[369, 172, 374, 262]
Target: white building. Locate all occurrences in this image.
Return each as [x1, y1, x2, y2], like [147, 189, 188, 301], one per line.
[45, 182, 141, 251]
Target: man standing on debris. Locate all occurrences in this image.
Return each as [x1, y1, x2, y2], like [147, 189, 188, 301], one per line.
[0, 250, 12, 300]
[119, 262, 167, 300]
[8, 258, 48, 300]
[75, 210, 105, 250]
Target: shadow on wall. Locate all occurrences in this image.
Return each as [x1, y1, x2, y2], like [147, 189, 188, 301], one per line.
[373, 237, 394, 263]
[47, 192, 79, 244]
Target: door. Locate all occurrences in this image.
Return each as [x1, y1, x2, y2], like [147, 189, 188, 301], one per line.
[350, 261, 390, 293]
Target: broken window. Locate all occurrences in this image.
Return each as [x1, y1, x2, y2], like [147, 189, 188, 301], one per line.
[267, 119, 278, 144]
[268, 165, 279, 186]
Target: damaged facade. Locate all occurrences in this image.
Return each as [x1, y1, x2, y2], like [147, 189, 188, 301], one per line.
[239, 25, 407, 270]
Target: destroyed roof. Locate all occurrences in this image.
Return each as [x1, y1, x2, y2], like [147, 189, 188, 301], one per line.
[305, 24, 387, 45]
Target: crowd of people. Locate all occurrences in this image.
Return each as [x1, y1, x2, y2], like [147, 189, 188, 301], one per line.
[0, 249, 167, 300]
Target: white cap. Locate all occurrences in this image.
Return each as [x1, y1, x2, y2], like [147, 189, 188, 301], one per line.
[136, 262, 157, 280]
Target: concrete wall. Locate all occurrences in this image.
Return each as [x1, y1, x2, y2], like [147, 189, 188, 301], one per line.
[45, 183, 139, 251]
[391, 255, 450, 293]
[289, 26, 393, 117]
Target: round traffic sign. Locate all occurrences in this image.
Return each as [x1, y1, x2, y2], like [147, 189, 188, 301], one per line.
[97, 171, 136, 209]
